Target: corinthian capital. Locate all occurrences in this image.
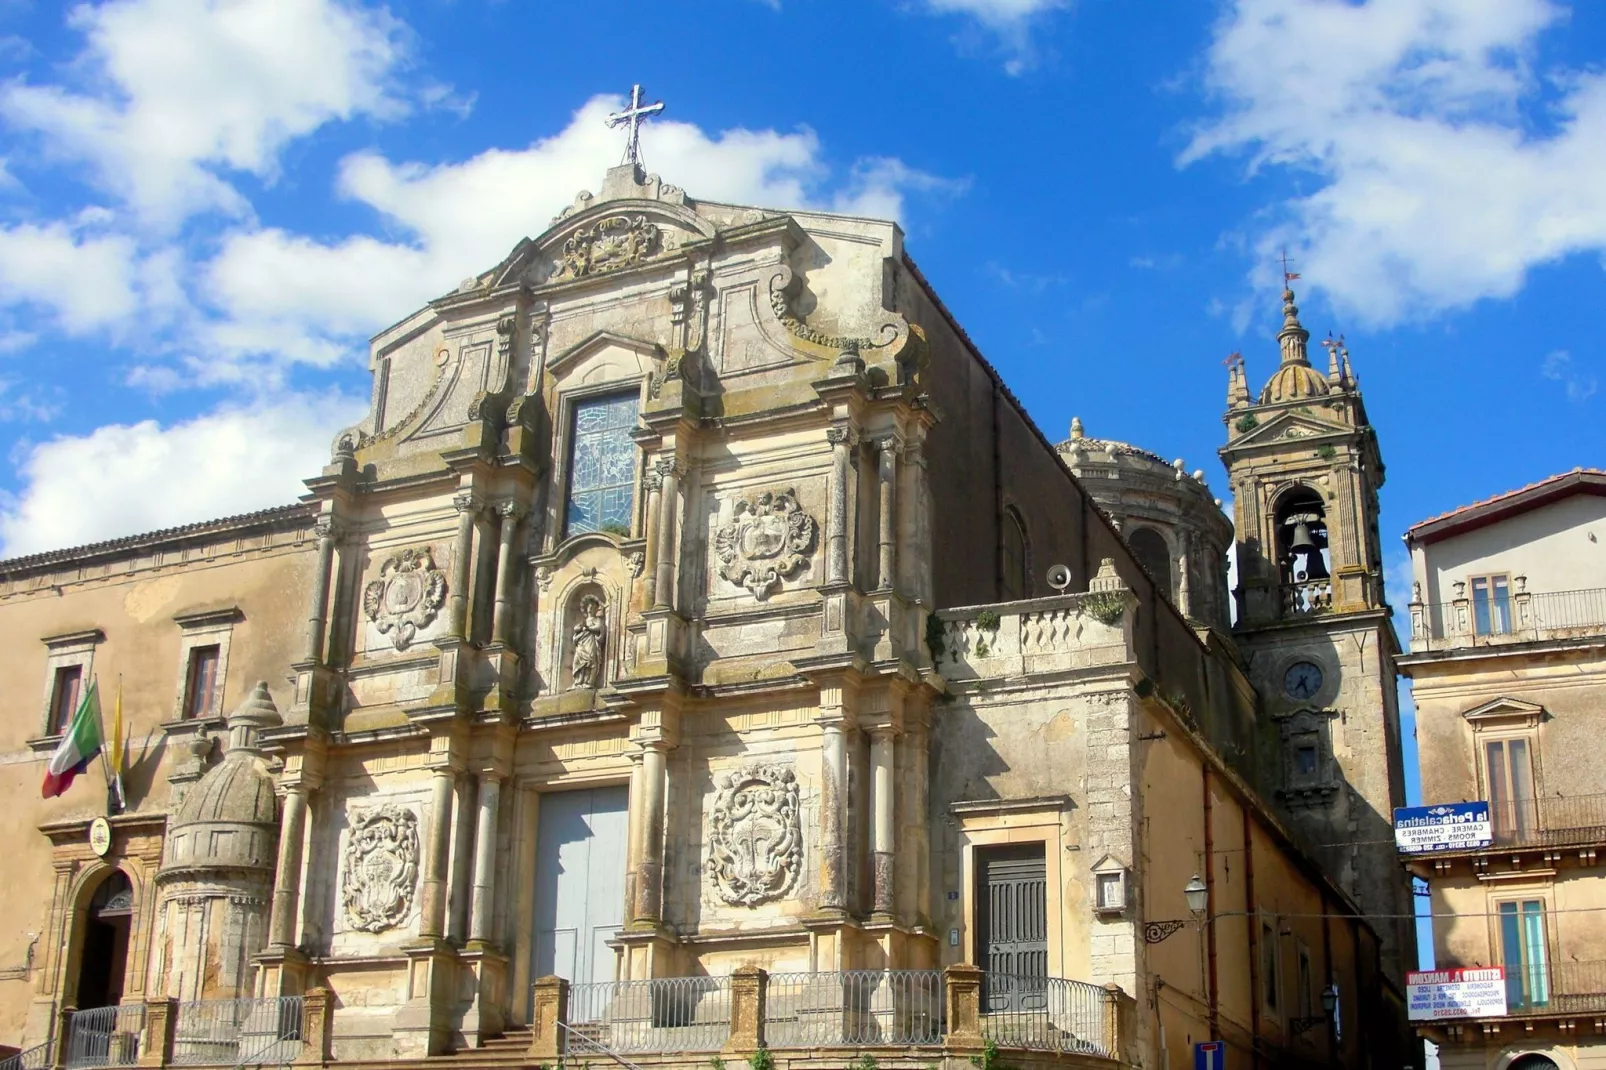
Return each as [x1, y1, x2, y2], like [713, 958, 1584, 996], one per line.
[825, 424, 857, 448]
[655, 456, 686, 479]
[453, 493, 479, 516]
[498, 500, 525, 521]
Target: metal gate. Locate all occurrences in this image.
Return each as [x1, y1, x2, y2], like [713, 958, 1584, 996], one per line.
[977, 844, 1047, 1013]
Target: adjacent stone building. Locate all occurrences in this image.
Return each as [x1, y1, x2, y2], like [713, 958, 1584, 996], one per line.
[0, 158, 1416, 1070]
[1401, 469, 1606, 1070]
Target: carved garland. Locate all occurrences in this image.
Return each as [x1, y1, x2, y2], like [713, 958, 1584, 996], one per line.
[342, 805, 420, 933]
[708, 763, 802, 907]
[362, 548, 448, 651]
[713, 489, 818, 600]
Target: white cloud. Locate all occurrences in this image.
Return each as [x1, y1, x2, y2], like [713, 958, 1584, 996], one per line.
[1541, 349, 1597, 402]
[0, 391, 365, 557]
[2, 0, 411, 227]
[1186, 0, 1606, 324]
[0, 219, 139, 331]
[921, 0, 1067, 72]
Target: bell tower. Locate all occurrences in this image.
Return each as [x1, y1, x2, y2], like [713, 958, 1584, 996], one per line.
[1219, 281, 1413, 980]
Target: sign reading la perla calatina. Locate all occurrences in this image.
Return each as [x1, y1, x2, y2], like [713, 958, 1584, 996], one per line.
[1393, 801, 1493, 853]
[1406, 967, 1508, 1020]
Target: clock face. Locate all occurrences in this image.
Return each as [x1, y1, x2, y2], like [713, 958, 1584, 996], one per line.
[1284, 661, 1324, 700]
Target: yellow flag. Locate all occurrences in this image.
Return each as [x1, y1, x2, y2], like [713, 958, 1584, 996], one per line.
[108, 681, 125, 811]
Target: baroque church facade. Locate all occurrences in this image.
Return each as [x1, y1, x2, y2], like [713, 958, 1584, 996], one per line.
[0, 152, 1415, 1070]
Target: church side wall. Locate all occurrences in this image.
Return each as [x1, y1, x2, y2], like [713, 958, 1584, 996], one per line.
[0, 528, 314, 1046]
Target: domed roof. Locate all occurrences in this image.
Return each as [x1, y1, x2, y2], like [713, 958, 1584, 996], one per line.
[1056, 417, 1167, 467]
[159, 682, 282, 880]
[1258, 286, 1330, 403]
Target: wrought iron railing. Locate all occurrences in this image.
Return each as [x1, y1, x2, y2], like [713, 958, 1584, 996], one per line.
[765, 970, 944, 1047]
[0, 1040, 52, 1070]
[979, 973, 1109, 1058]
[1486, 794, 1606, 849]
[1411, 587, 1606, 646]
[171, 996, 303, 1067]
[566, 977, 731, 1054]
[65, 1005, 145, 1069]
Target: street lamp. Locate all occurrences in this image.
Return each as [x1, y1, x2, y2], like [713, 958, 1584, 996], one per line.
[1291, 983, 1340, 1036]
[1145, 875, 1211, 944]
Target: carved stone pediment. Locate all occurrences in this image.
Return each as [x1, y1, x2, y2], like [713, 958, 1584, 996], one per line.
[1462, 696, 1545, 730]
[1231, 410, 1347, 449]
[714, 489, 818, 599]
[362, 548, 448, 651]
[342, 805, 420, 933]
[708, 763, 802, 906]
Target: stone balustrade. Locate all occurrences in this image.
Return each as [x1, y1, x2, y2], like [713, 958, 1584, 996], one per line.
[934, 591, 1135, 681]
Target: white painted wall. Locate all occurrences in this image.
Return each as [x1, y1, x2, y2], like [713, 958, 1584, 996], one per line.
[1412, 493, 1606, 605]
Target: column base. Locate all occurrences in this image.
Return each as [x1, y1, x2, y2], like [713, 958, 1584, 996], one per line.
[254, 947, 312, 997]
[612, 925, 679, 979]
[391, 940, 460, 1057]
[457, 944, 508, 1045]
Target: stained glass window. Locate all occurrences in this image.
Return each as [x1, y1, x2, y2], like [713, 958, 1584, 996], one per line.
[565, 392, 640, 537]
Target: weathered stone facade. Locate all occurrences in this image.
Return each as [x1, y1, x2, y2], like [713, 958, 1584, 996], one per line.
[0, 161, 1415, 1070]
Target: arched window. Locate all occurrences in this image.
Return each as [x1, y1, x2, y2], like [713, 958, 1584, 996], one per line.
[1002, 509, 1029, 601]
[1274, 487, 1330, 585]
[1128, 527, 1172, 598]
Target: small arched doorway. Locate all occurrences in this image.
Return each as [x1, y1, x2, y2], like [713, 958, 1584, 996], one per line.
[76, 871, 133, 1009]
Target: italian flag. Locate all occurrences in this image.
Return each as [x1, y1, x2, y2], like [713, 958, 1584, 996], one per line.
[42, 679, 103, 799]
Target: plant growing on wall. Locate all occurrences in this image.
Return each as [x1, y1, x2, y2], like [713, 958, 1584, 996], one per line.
[1316, 444, 1336, 461]
[748, 1046, 774, 1070]
[973, 609, 1001, 656]
[925, 613, 946, 660]
[1234, 413, 1259, 434]
[1082, 592, 1127, 626]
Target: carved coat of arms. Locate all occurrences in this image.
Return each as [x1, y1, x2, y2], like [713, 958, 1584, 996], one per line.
[708, 764, 802, 906]
[341, 805, 420, 933]
[362, 547, 448, 651]
[557, 215, 660, 279]
[714, 490, 818, 600]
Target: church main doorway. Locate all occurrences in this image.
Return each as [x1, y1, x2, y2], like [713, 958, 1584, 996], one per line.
[76, 871, 133, 1010]
[976, 844, 1048, 1012]
[532, 787, 629, 992]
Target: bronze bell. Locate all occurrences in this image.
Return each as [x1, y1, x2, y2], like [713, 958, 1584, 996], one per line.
[1302, 549, 1331, 581]
[1289, 519, 1321, 554]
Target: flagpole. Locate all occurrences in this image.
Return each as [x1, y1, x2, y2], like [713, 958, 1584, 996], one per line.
[95, 675, 114, 815]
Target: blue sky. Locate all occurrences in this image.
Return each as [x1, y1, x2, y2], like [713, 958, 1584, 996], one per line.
[1, 0, 1600, 968]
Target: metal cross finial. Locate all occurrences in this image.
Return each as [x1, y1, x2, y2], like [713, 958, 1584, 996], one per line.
[1279, 248, 1302, 287]
[606, 84, 665, 168]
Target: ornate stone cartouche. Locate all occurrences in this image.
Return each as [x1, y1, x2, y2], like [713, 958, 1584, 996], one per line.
[362, 548, 448, 651]
[713, 489, 819, 600]
[341, 805, 420, 933]
[708, 763, 802, 907]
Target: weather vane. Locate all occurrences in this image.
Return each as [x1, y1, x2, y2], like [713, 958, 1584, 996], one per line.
[606, 84, 665, 169]
[1279, 248, 1301, 287]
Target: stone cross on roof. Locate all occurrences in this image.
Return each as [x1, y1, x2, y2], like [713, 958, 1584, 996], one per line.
[606, 84, 665, 168]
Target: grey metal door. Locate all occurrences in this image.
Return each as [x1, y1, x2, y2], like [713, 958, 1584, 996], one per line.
[977, 844, 1048, 1011]
[532, 786, 629, 990]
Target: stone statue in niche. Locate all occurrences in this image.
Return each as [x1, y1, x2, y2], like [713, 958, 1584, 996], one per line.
[714, 489, 818, 600]
[708, 763, 802, 906]
[569, 595, 606, 690]
[342, 805, 420, 933]
[362, 547, 447, 651]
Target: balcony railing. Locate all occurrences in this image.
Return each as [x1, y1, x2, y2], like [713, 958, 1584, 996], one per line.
[1408, 586, 1606, 650]
[534, 967, 1130, 1061]
[0, 1041, 52, 1070]
[64, 1006, 144, 1069]
[170, 996, 302, 1067]
[1490, 794, 1606, 850]
[1502, 960, 1606, 1017]
[766, 970, 943, 1047]
[1282, 580, 1333, 617]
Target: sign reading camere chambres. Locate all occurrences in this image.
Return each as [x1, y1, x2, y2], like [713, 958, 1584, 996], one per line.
[1393, 802, 1493, 853]
[1406, 968, 1508, 1020]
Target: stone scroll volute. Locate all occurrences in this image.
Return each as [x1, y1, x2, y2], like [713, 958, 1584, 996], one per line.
[708, 763, 803, 906]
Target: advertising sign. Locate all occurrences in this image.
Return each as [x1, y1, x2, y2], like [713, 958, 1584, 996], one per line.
[1406, 967, 1508, 1020]
[1193, 1041, 1225, 1070]
[1394, 802, 1493, 854]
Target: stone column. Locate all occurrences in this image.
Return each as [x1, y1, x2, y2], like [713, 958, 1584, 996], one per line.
[448, 494, 477, 638]
[633, 741, 670, 924]
[641, 473, 663, 606]
[869, 726, 897, 916]
[304, 517, 338, 664]
[468, 774, 503, 944]
[818, 716, 849, 913]
[624, 752, 645, 924]
[268, 786, 310, 949]
[652, 459, 681, 611]
[491, 503, 522, 645]
[874, 434, 898, 591]
[447, 775, 476, 943]
[825, 426, 853, 584]
[419, 766, 456, 940]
